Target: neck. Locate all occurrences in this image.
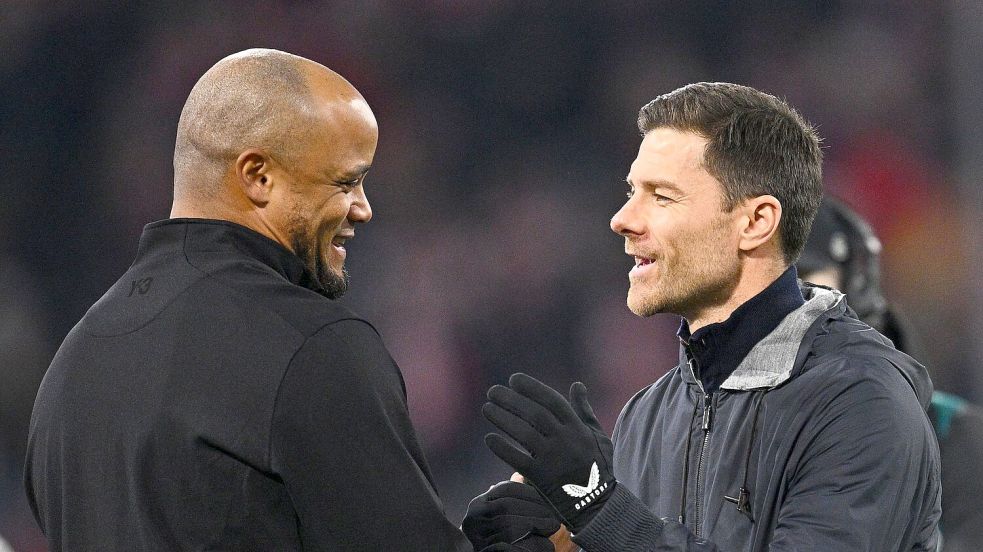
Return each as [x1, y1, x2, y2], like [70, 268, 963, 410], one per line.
[169, 198, 295, 254]
[686, 261, 788, 333]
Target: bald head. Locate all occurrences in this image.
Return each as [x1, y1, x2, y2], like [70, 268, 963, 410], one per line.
[170, 49, 378, 297]
[172, 48, 366, 202]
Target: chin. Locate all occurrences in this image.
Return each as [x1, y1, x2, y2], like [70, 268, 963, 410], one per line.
[317, 265, 350, 299]
[627, 289, 661, 318]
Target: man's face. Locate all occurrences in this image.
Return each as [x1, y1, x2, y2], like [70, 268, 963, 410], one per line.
[611, 128, 742, 319]
[273, 96, 378, 298]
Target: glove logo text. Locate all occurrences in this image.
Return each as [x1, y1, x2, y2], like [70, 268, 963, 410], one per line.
[563, 462, 609, 510]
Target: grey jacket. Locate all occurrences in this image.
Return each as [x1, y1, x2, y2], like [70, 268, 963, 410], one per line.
[573, 285, 941, 551]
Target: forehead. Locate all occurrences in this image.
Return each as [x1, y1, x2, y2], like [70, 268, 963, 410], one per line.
[628, 127, 708, 184]
[304, 96, 378, 174]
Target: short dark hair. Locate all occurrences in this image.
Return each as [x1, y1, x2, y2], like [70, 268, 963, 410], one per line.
[637, 82, 823, 264]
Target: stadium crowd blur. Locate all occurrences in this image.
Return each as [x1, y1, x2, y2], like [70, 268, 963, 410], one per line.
[2, 2, 980, 549]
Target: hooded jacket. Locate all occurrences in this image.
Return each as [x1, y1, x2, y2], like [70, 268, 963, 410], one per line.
[573, 285, 941, 551]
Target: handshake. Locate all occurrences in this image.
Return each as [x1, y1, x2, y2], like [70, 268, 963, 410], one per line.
[462, 373, 616, 552]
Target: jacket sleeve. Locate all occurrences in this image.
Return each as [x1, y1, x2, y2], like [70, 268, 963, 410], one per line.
[768, 363, 941, 551]
[269, 319, 473, 551]
[573, 360, 941, 552]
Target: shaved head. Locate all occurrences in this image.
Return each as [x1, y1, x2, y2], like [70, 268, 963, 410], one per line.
[173, 48, 360, 200]
[171, 48, 378, 297]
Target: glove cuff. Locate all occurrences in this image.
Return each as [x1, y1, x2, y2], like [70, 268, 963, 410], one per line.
[564, 479, 616, 533]
[535, 472, 617, 533]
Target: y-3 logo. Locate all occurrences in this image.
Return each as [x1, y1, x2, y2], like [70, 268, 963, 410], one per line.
[128, 277, 153, 297]
[563, 462, 610, 511]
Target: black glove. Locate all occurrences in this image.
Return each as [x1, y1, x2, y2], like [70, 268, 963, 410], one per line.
[483, 373, 615, 533]
[463, 480, 560, 550]
[479, 540, 554, 552]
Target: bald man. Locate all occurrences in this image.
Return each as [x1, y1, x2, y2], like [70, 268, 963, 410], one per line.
[24, 49, 478, 551]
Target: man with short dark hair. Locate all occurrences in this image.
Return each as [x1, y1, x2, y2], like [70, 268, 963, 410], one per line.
[466, 83, 941, 551]
[25, 49, 507, 551]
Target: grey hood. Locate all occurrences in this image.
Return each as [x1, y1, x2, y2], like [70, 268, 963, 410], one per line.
[678, 283, 934, 409]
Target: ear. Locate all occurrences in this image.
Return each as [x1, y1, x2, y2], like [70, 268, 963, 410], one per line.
[737, 195, 782, 253]
[234, 149, 275, 206]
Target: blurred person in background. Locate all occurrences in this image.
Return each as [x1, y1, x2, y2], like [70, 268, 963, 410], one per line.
[0, 251, 52, 552]
[798, 197, 983, 552]
[465, 83, 941, 551]
[22, 47, 549, 552]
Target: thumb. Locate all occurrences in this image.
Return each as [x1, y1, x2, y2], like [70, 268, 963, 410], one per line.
[569, 382, 602, 431]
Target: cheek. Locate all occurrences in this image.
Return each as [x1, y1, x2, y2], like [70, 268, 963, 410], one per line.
[317, 194, 352, 224]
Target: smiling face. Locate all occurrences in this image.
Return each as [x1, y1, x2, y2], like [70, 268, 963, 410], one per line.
[270, 95, 378, 297]
[611, 127, 743, 319]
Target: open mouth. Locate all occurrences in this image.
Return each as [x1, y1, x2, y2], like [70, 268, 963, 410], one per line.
[331, 234, 353, 257]
[629, 254, 656, 276]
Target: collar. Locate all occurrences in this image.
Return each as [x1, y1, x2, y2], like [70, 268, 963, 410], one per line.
[137, 218, 326, 295]
[677, 266, 804, 393]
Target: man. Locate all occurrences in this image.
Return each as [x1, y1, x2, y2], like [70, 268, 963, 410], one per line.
[467, 83, 941, 550]
[798, 197, 983, 552]
[23, 48, 545, 552]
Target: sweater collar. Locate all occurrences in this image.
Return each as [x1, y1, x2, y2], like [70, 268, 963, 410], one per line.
[677, 266, 804, 393]
[137, 218, 326, 295]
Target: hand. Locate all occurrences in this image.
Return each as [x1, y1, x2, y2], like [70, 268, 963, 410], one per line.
[550, 526, 576, 552]
[511, 473, 575, 552]
[463, 480, 560, 551]
[483, 373, 615, 533]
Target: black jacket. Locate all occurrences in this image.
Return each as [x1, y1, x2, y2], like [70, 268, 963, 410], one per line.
[25, 219, 472, 551]
[573, 285, 941, 551]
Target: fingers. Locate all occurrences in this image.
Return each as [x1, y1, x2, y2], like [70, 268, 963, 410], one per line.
[487, 384, 557, 436]
[509, 373, 577, 424]
[482, 402, 545, 452]
[469, 516, 560, 543]
[482, 481, 548, 508]
[485, 433, 535, 474]
[465, 481, 561, 549]
[568, 381, 602, 431]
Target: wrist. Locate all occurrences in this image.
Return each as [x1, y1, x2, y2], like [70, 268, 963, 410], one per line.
[565, 479, 616, 533]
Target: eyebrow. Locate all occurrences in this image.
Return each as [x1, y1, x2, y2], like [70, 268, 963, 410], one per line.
[332, 164, 372, 182]
[625, 177, 683, 195]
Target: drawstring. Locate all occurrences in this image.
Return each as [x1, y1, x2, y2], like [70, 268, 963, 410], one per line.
[678, 394, 701, 524]
[725, 390, 767, 520]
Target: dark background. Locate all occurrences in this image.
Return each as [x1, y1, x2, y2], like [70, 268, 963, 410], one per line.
[2, 2, 982, 549]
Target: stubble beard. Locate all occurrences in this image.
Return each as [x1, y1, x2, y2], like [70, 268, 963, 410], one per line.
[628, 253, 738, 318]
[292, 231, 349, 299]
[627, 217, 738, 319]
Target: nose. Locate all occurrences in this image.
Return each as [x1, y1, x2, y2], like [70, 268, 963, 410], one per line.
[349, 184, 372, 223]
[610, 198, 642, 237]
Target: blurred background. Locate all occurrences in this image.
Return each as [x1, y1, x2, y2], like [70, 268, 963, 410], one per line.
[2, 1, 981, 549]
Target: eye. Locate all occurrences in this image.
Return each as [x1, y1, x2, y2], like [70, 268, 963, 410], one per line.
[626, 186, 635, 199]
[336, 178, 360, 191]
[654, 193, 673, 204]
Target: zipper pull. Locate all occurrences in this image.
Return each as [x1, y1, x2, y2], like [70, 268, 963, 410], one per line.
[702, 393, 713, 431]
[724, 487, 754, 520]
